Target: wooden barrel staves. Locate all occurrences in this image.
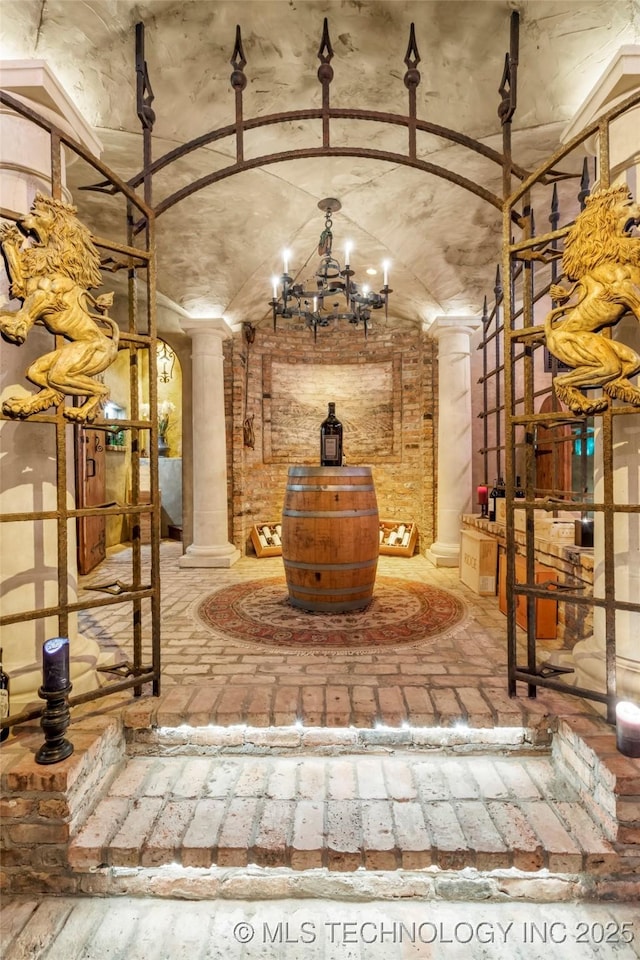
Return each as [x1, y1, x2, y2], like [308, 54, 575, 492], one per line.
[281, 466, 379, 613]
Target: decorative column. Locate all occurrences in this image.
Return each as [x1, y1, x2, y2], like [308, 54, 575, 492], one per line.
[179, 319, 240, 568]
[560, 47, 640, 704]
[427, 316, 482, 567]
[0, 62, 103, 714]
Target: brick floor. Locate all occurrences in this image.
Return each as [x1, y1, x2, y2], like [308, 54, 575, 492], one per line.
[75, 543, 603, 731]
[67, 751, 620, 876]
[3, 543, 639, 924]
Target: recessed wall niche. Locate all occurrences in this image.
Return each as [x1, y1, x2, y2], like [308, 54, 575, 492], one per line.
[262, 356, 402, 464]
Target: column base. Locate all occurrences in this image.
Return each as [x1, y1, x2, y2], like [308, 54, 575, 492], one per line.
[425, 542, 460, 568]
[547, 635, 640, 715]
[179, 543, 241, 568]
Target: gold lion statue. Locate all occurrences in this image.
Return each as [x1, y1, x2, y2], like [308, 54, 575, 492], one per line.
[543, 184, 640, 416]
[0, 193, 118, 422]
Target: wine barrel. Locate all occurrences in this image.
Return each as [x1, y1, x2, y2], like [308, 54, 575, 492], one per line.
[281, 466, 379, 613]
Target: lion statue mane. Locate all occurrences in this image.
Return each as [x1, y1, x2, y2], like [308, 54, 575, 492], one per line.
[542, 183, 640, 416]
[0, 193, 118, 422]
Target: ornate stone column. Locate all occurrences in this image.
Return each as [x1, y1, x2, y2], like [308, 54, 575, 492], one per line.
[0, 61, 103, 714]
[179, 319, 240, 568]
[427, 316, 482, 567]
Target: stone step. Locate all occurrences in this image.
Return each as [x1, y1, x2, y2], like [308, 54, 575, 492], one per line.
[69, 751, 619, 879]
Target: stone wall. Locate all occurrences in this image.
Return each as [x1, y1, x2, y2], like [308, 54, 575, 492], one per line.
[225, 322, 436, 556]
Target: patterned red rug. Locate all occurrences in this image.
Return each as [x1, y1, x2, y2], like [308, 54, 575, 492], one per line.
[198, 576, 467, 652]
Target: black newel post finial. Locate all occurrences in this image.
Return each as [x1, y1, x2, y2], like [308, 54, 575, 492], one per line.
[35, 638, 73, 765]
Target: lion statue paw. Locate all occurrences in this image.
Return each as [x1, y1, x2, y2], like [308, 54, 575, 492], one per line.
[0, 222, 22, 245]
[603, 380, 640, 406]
[0, 313, 28, 345]
[554, 383, 609, 416]
[63, 401, 103, 424]
[2, 390, 63, 418]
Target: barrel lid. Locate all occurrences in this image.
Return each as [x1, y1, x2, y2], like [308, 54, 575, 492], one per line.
[287, 466, 373, 477]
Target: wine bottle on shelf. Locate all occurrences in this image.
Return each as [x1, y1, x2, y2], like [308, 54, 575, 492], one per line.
[387, 528, 398, 546]
[320, 402, 343, 467]
[271, 531, 281, 547]
[257, 531, 268, 549]
[401, 528, 411, 548]
[379, 528, 385, 544]
[397, 524, 406, 540]
[488, 480, 498, 522]
[275, 524, 282, 538]
[262, 525, 274, 545]
[0, 648, 9, 743]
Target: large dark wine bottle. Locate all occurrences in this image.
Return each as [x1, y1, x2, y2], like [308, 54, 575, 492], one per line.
[0, 648, 9, 743]
[488, 479, 498, 522]
[320, 402, 343, 466]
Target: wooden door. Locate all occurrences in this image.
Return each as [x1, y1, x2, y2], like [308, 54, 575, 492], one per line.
[76, 428, 107, 574]
[535, 396, 572, 497]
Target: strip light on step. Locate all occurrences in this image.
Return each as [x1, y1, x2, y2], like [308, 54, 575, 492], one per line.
[156, 722, 530, 745]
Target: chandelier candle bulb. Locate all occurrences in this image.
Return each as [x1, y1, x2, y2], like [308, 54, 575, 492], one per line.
[383, 260, 390, 286]
[616, 701, 640, 757]
[272, 276, 278, 299]
[42, 637, 70, 692]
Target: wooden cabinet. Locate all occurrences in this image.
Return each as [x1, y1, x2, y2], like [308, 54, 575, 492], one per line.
[498, 549, 557, 638]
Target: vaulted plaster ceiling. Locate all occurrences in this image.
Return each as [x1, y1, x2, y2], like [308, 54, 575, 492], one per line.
[2, 0, 639, 334]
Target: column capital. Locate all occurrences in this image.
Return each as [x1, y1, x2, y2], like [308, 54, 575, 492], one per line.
[430, 316, 483, 339]
[562, 45, 640, 144]
[181, 317, 233, 341]
[0, 60, 102, 157]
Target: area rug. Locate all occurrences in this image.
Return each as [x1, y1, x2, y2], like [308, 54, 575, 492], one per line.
[197, 576, 468, 653]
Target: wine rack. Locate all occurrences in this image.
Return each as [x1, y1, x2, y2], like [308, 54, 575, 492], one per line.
[250, 521, 283, 558]
[378, 520, 417, 557]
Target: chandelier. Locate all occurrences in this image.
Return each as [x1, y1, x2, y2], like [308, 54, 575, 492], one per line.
[156, 340, 176, 382]
[269, 199, 391, 338]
